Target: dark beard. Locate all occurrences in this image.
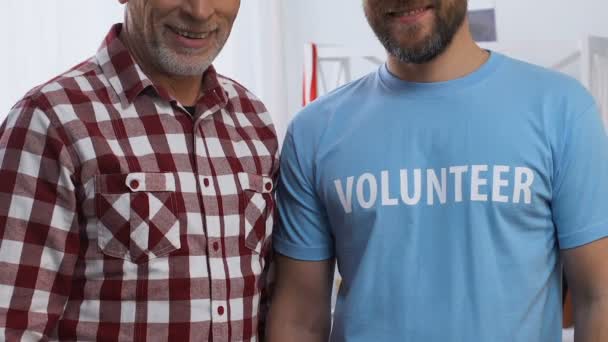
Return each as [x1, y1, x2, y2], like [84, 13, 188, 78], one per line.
[366, 0, 468, 64]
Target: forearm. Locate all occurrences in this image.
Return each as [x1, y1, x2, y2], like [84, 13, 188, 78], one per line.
[574, 296, 608, 342]
[266, 279, 333, 341]
[267, 326, 330, 342]
[266, 298, 331, 342]
[266, 255, 334, 341]
[265, 269, 333, 342]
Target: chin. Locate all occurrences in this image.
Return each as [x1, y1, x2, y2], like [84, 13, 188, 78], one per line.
[395, 40, 430, 53]
[155, 47, 214, 75]
[167, 62, 211, 76]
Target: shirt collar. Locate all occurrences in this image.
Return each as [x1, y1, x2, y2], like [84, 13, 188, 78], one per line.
[96, 23, 228, 109]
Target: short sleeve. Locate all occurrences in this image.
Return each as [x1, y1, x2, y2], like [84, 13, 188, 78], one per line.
[273, 128, 334, 261]
[553, 103, 608, 249]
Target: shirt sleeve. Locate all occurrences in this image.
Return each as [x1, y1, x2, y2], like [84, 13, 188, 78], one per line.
[273, 127, 334, 261]
[553, 103, 608, 249]
[0, 97, 81, 340]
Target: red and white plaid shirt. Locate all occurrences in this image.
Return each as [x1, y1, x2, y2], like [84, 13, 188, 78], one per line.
[0, 24, 278, 341]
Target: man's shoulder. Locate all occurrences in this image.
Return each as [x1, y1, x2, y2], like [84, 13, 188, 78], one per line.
[3, 56, 103, 130]
[217, 74, 267, 111]
[215, 74, 279, 131]
[499, 53, 593, 105]
[18, 56, 104, 113]
[289, 72, 375, 138]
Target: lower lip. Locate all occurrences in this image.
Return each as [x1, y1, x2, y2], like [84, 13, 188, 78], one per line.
[169, 28, 214, 49]
[395, 8, 433, 24]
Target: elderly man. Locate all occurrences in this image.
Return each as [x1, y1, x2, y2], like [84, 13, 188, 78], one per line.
[0, 0, 277, 340]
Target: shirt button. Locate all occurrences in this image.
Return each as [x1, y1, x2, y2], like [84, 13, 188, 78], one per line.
[213, 242, 219, 251]
[203, 177, 210, 187]
[265, 182, 273, 191]
[130, 180, 140, 190]
[217, 306, 225, 316]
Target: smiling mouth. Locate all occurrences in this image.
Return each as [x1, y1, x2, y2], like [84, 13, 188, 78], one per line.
[169, 26, 216, 39]
[387, 5, 434, 17]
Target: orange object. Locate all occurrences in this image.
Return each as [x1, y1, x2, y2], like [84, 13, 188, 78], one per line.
[302, 42, 319, 106]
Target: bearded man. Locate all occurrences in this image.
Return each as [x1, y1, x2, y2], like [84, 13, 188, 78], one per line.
[267, 1, 608, 341]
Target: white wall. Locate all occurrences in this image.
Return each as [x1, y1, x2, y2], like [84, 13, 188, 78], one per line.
[0, 1, 124, 116]
[281, 0, 608, 117]
[589, 1, 608, 36]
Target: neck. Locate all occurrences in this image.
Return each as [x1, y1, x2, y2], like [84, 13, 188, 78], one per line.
[119, 25, 203, 106]
[387, 20, 489, 83]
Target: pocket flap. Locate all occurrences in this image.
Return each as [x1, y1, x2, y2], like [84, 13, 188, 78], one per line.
[237, 172, 273, 193]
[96, 173, 176, 194]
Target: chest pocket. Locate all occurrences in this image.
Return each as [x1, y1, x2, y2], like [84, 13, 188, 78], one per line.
[238, 172, 275, 257]
[95, 173, 181, 263]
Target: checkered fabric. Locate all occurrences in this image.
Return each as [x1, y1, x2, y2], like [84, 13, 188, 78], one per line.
[0, 24, 278, 341]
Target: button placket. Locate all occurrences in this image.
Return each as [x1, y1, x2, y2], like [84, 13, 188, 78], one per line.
[194, 119, 229, 334]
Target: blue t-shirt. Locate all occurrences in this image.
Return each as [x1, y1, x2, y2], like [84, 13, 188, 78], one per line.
[274, 52, 608, 342]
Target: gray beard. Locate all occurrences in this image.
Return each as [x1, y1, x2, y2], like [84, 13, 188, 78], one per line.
[152, 44, 215, 76]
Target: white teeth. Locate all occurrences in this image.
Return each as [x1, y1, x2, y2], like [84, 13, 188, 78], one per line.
[389, 7, 428, 16]
[405, 8, 426, 16]
[174, 29, 211, 39]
